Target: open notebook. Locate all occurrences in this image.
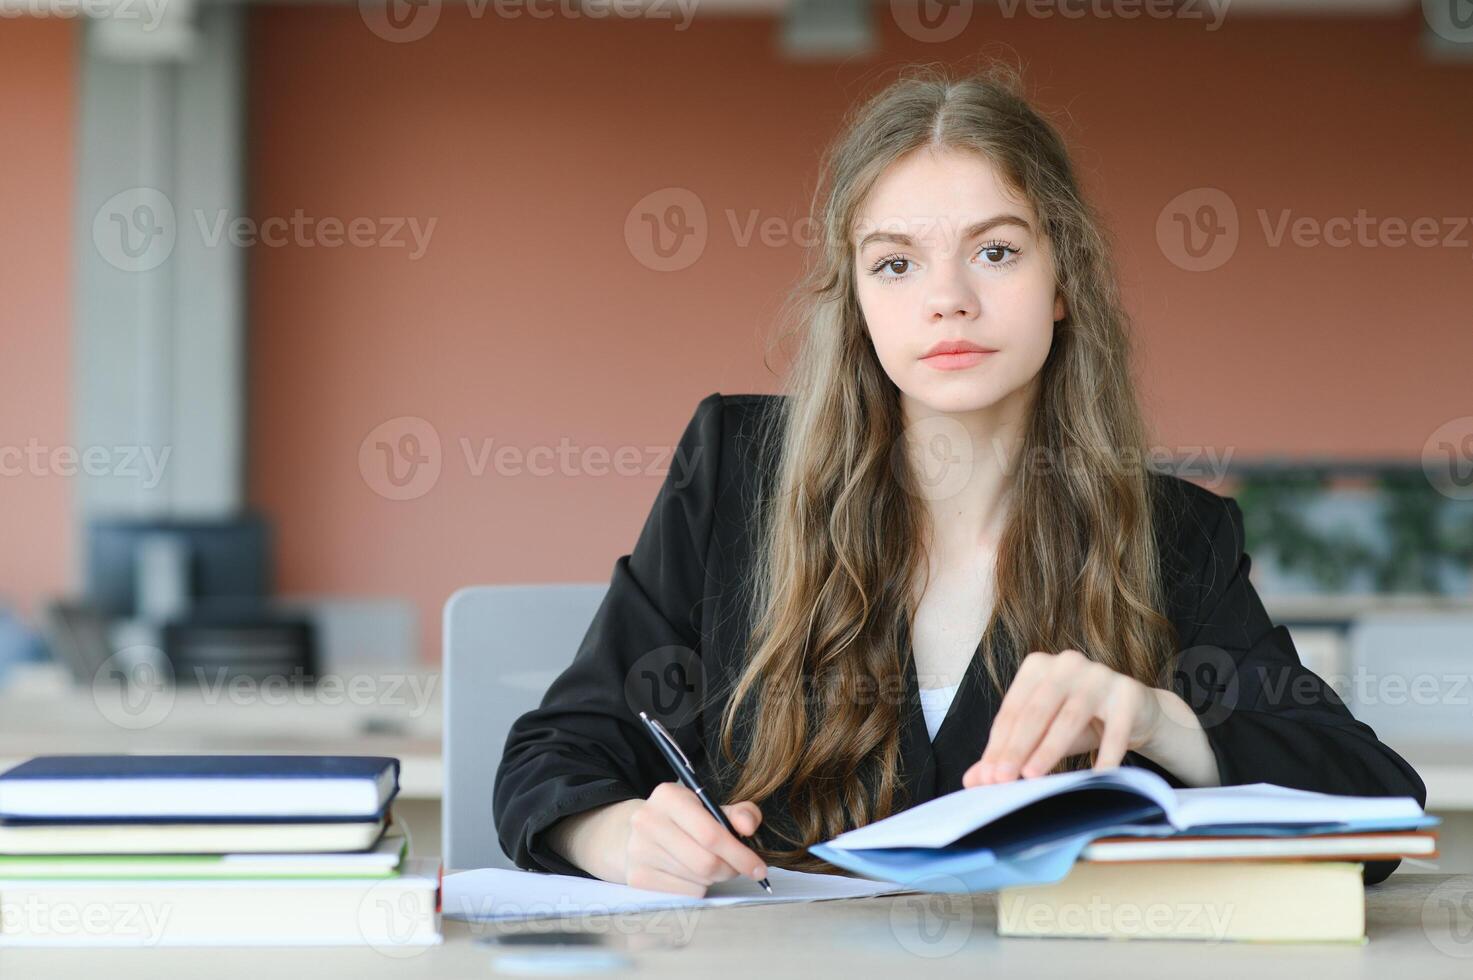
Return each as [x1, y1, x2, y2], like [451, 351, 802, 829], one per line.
[807, 767, 1437, 893]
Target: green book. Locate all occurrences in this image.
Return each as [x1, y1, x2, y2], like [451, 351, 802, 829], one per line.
[0, 832, 406, 880]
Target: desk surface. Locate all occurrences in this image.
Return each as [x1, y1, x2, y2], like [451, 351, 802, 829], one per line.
[0, 874, 1468, 979]
[0, 663, 443, 798]
[2, 663, 1469, 810]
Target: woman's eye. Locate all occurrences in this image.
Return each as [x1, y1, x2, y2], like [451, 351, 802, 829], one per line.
[865, 242, 1020, 283]
[979, 242, 1021, 265]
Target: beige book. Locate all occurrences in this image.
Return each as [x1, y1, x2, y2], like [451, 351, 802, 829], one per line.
[997, 860, 1365, 943]
[0, 816, 388, 855]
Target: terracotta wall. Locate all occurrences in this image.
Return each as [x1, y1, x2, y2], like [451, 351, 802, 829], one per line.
[0, 17, 76, 624]
[248, 8, 1467, 659]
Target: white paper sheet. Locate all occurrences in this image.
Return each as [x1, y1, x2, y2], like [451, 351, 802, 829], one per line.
[442, 865, 915, 921]
[1170, 782, 1425, 828]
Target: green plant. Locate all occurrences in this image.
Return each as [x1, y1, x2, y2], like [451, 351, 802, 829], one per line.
[1232, 466, 1473, 594]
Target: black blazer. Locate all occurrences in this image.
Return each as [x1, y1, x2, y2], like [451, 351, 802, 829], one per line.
[493, 392, 1427, 884]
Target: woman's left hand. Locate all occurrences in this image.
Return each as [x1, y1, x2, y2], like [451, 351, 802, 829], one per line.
[961, 648, 1165, 787]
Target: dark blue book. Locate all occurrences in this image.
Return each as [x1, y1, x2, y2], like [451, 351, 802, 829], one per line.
[0, 755, 400, 822]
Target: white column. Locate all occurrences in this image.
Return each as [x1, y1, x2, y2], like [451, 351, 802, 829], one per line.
[72, 4, 246, 579]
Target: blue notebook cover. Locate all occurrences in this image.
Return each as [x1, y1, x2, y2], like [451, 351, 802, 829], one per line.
[0, 755, 401, 822]
[808, 768, 1439, 893]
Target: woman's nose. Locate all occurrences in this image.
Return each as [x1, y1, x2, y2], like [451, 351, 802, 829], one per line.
[922, 261, 981, 320]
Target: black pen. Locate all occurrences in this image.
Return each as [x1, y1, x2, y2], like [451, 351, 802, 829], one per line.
[637, 710, 774, 894]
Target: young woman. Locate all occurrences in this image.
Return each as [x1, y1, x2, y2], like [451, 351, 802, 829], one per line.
[493, 64, 1425, 897]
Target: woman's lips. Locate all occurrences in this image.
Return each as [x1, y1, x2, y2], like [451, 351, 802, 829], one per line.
[921, 350, 994, 370]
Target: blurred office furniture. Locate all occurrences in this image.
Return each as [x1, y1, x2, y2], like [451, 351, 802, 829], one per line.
[38, 600, 116, 684]
[1346, 612, 1473, 746]
[1345, 612, 1473, 834]
[162, 614, 316, 686]
[275, 595, 417, 672]
[0, 605, 46, 686]
[85, 514, 271, 620]
[442, 583, 608, 871]
[39, 514, 317, 686]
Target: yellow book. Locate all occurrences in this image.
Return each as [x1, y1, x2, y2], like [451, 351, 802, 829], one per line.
[997, 860, 1365, 943]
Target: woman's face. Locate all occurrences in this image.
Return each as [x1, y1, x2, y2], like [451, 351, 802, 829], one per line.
[853, 147, 1065, 419]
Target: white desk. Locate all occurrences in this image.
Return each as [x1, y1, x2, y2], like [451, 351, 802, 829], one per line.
[0, 663, 442, 798]
[1, 662, 1468, 808]
[1, 662, 1468, 869]
[0, 875, 1466, 977]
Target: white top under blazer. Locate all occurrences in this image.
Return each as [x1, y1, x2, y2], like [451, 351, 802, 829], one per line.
[917, 681, 963, 741]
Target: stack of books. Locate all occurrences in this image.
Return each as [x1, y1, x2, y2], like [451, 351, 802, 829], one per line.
[809, 768, 1439, 943]
[0, 754, 442, 947]
[993, 826, 1437, 942]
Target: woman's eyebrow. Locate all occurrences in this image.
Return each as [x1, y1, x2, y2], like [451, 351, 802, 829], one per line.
[855, 214, 1033, 250]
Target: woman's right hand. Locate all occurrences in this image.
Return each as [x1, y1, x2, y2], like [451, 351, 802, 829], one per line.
[622, 781, 768, 896]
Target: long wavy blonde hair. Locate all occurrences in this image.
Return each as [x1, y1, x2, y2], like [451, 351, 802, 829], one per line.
[708, 62, 1181, 874]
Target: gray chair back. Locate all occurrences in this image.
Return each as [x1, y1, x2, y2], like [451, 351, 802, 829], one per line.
[442, 583, 607, 870]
